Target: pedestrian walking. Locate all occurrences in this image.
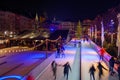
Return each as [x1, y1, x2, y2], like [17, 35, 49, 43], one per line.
[97, 62, 108, 80]
[89, 64, 96, 80]
[109, 56, 115, 76]
[63, 62, 72, 80]
[56, 42, 61, 58]
[74, 38, 77, 47]
[51, 60, 58, 79]
[117, 64, 120, 80]
[78, 41, 81, 47]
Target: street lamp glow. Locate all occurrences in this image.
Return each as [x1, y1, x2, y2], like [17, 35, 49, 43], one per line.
[111, 19, 114, 24]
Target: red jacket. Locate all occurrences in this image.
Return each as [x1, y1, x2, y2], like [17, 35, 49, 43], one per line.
[26, 75, 34, 80]
[100, 48, 105, 56]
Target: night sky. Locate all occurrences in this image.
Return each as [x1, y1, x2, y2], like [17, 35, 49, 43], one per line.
[0, 0, 120, 21]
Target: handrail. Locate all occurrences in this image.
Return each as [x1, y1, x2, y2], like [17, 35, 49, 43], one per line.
[90, 40, 111, 61]
[80, 41, 81, 80]
[90, 40, 119, 73]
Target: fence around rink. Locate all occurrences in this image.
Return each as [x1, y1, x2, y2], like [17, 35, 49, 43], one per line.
[90, 41, 111, 61]
[21, 52, 55, 80]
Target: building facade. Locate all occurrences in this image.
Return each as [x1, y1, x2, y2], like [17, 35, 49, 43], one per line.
[59, 21, 76, 30]
[0, 11, 34, 37]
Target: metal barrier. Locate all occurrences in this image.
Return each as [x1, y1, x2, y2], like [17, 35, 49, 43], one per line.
[22, 53, 56, 80]
[90, 40, 111, 61]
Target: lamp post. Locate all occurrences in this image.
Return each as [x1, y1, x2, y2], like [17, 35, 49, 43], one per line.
[45, 39, 48, 58]
[95, 25, 97, 43]
[117, 14, 120, 57]
[101, 21, 104, 48]
[109, 19, 115, 44]
[79, 41, 81, 80]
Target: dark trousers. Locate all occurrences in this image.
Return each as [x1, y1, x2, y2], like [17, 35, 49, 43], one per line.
[56, 49, 60, 58]
[52, 69, 56, 79]
[90, 73, 95, 80]
[100, 55, 103, 60]
[64, 72, 69, 80]
[118, 74, 120, 80]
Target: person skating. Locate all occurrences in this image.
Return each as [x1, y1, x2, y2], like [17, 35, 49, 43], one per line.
[63, 62, 72, 80]
[56, 42, 61, 58]
[89, 64, 96, 80]
[26, 74, 34, 80]
[61, 45, 65, 58]
[109, 56, 115, 76]
[99, 48, 105, 61]
[97, 62, 108, 80]
[117, 64, 120, 80]
[51, 60, 58, 79]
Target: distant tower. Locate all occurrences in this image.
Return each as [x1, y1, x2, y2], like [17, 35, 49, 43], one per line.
[35, 13, 39, 30]
[35, 13, 39, 22]
[76, 20, 82, 39]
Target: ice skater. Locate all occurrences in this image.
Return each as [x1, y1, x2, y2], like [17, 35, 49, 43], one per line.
[109, 56, 115, 76]
[117, 64, 120, 80]
[51, 60, 58, 79]
[61, 45, 65, 58]
[89, 64, 96, 80]
[97, 62, 108, 80]
[99, 48, 105, 61]
[62, 62, 72, 80]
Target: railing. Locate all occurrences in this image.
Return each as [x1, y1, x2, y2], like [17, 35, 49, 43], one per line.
[80, 42, 81, 80]
[90, 40, 111, 61]
[90, 40, 119, 73]
[22, 51, 56, 80]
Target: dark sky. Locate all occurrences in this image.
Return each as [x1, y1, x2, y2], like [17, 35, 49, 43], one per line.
[0, 0, 120, 21]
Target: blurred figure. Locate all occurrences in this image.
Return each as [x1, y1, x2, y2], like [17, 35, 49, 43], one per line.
[117, 64, 120, 80]
[63, 62, 72, 80]
[56, 42, 61, 58]
[61, 45, 65, 58]
[97, 62, 108, 80]
[89, 64, 96, 80]
[26, 74, 34, 80]
[99, 48, 105, 61]
[109, 56, 115, 76]
[74, 39, 77, 47]
[51, 60, 58, 79]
